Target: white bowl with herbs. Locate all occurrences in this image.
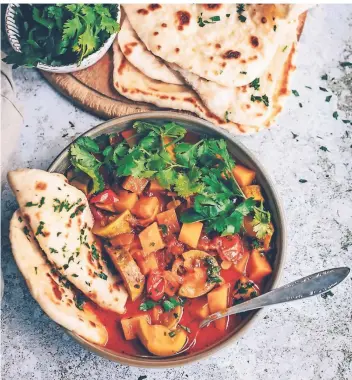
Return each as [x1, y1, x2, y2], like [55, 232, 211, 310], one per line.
[4, 4, 120, 73]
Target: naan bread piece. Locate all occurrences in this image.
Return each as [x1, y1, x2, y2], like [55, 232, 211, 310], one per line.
[8, 169, 128, 314]
[10, 210, 108, 345]
[118, 18, 184, 85]
[123, 4, 309, 87]
[170, 21, 298, 127]
[112, 39, 256, 134]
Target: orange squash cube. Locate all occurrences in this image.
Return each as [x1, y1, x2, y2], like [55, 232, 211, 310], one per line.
[234, 251, 250, 274]
[149, 180, 165, 192]
[114, 190, 138, 213]
[139, 222, 165, 255]
[133, 251, 159, 275]
[207, 283, 230, 331]
[247, 249, 272, 283]
[121, 129, 138, 147]
[162, 136, 176, 161]
[192, 302, 210, 319]
[178, 222, 203, 248]
[242, 185, 264, 202]
[156, 209, 180, 233]
[122, 176, 149, 195]
[232, 164, 256, 187]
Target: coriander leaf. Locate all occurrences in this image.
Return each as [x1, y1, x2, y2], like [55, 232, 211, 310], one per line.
[249, 78, 260, 91]
[101, 15, 120, 34]
[252, 203, 271, 239]
[162, 297, 180, 312]
[235, 198, 255, 216]
[63, 16, 82, 40]
[78, 25, 99, 60]
[325, 95, 332, 102]
[76, 136, 100, 153]
[156, 168, 177, 190]
[70, 143, 104, 194]
[174, 143, 198, 168]
[174, 173, 204, 198]
[180, 209, 205, 223]
[139, 300, 157, 311]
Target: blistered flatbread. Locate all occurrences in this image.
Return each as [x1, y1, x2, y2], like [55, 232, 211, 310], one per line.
[118, 18, 183, 85]
[10, 210, 108, 345]
[170, 20, 298, 127]
[8, 169, 128, 314]
[113, 38, 257, 134]
[123, 4, 309, 87]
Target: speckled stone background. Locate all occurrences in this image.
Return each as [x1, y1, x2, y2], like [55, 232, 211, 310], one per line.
[1, 5, 352, 380]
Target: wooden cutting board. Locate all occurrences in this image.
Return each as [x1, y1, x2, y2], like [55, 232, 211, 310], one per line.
[41, 12, 307, 121]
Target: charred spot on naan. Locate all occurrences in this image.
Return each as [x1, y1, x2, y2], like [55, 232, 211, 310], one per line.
[215, 43, 221, 49]
[250, 36, 259, 48]
[153, 31, 159, 36]
[175, 11, 191, 31]
[161, 23, 167, 27]
[223, 50, 241, 59]
[123, 42, 138, 56]
[148, 4, 161, 11]
[203, 4, 222, 11]
[137, 8, 149, 15]
[35, 181, 47, 190]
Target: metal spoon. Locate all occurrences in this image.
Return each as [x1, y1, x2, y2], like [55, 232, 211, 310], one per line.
[200, 267, 350, 328]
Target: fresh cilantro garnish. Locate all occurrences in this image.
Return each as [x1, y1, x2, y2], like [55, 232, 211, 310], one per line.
[70, 204, 86, 218]
[282, 45, 288, 52]
[159, 224, 168, 235]
[197, 13, 221, 27]
[139, 299, 157, 311]
[162, 297, 180, 312]
[3, 4, 119, 68]
[179, 324, 191, 333]
[325, 95, 332, 102]
[252, 202, 271, 239]
[18, 216, 23, 223]
[25, 197, 45, 208]
[53, 198, 82, 213]
[169, 331, 177, 337]
[251, 94, 269, 107]
[35, 221, 45, 236]
[204, 256, 222, 283]
[240, 71, 247, 75]
[249, 78, 260, 91]
[23, 226, 31, 238]
[74, 293, 86, 311]
[34, 267, 38, 275]
[91, 244, 99, 260]
[49, 247, 58, 253]
[236, 4, 246, 22]
[224, 111, 231, 122]
[273, 25, 277, 31]
[72, 274, 79, 278]
[94, 271, 108, 280]
[292, 90, 299, 97]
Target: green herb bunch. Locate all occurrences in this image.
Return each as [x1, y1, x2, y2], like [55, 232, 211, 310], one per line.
[4, 4, 119, 68]
[68, 121, 272, 237]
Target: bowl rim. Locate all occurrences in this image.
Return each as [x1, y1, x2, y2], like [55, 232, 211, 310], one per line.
[5, 3, 120, 73]
[48, 111, 287, 368]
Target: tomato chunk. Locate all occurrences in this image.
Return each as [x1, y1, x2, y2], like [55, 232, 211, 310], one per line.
[90, 189, 119, 205]
[147, 270, 165, 301]
[213, 234, 244, 264]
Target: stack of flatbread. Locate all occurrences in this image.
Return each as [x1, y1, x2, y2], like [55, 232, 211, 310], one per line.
[8, 169, 128, 345]
[113, 4, 310, 133]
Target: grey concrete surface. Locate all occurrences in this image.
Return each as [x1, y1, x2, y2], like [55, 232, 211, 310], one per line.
[1, 5, 351, 380]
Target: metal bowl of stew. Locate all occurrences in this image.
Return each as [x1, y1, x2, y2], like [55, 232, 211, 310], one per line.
[48, 111, 287, 368]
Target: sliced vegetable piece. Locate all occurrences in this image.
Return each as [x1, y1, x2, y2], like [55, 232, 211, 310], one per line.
[242, 185, 264, 202]
[207, 283, 230, 331]
[192, 302, 210, 319]
[151, 305, 163, 324]
[122, 176, 149, 195]
[160, 300, 183, 330]
[114, 190, 138, 213]
[262, 222, 274, 250]
[147, 270, 165, 301]
[233, 276, 259, 304]
[136, 319, 187, 356]
[121, 129, 138, 147]
[166, 199, 181, 210]
[156, 209, 180, 234]
[110, 233, 135, 248]
[92, 210, 132, 238]
[106, 247, 145, 301]
[163, 270, 182, 296]
[121, 315, 150, 340]
[234, 251, 250, 274]
[163, 136, 176, 161]
[232, 164, 256, 187]
[178, 221, 203, 248]
[139, 222, 165, 255]
[247, 249, 272, 283]
[90, 189, 119, 205]
[243, 216, 257, 237]
[132, 197, 159, 219]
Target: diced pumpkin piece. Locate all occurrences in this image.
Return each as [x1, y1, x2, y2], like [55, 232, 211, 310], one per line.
[156, 209, 180, 234]
[139, 222, 165, 255]
[178, 222, 203, 248]
[114, 190, 138, 213]
[262, 222, 274, 250]
[110, 233, 135, 248]
[207, 283, 230, 331]
[121, 315, 150, 340]
[151, 305, 163, 324]
[121, 129, 138, 147]
[132, 197, 159, 219]
[149, 180, 165, 192]
[133, 251, 159, 275]
[136, 319, 187, 356]
[243, 216, 257, 237]
[247, 249, 272, 283]
[92, 210, 132, 238]
[122, 176, 149, 195]
[232, 164, 256, 187]
[192, 302, 210, 319]
[106, 248, 145, 301]
[234, 251, 250, 274]
[162, 136, 176, 161]
[242, 185, 264, 202]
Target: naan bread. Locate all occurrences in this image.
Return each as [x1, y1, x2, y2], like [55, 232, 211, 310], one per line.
[170, 20, 298, 127]
[8, 169, 128, 314]
[118, 18, 184, 85]
[113, 39, 257, 134]
[10, 210, 108, 345]
[123, 4, 309, 87]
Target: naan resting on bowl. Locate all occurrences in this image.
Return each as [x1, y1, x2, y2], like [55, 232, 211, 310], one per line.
[10, 210, 108, 345]
[8, 169, 128, 314]
[123, 4, 310, 87]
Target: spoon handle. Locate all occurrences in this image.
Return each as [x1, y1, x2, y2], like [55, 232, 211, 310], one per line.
[200, 267, 350, 328]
